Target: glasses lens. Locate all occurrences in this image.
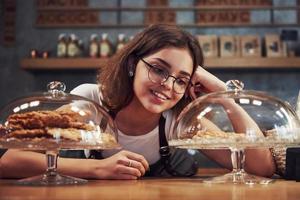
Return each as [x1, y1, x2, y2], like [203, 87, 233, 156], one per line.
[148, 66, 168, 83]
[173, 78, 189, 94]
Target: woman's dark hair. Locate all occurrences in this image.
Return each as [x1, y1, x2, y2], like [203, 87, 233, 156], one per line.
[98, 24, 203, 114]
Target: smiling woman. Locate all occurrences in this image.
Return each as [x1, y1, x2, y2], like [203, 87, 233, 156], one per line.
[99, 24, 203, 114]
[0, 24, 275, 180]
[133, 47, 193, 114]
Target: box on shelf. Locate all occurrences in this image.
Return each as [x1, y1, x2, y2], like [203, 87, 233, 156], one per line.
[265, 34, 285, 57]
[280, 30, 298, 57]
[219, 35, 240, 57]
[240, 35, 261, 57]
[197, 35, 218, 58]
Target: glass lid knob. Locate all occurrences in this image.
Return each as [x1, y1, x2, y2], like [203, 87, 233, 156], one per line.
[47, 81, 66, 97]
[225, 80, 244, 91]
[47, 81, 66, 92]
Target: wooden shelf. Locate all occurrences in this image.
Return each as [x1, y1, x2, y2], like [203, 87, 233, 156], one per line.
[21, 58, 107, 70]
[20, 57, 300, 70]
[37, 5, 300, 11]
[204, 57, 300, 69]
[36, 23, 300, 28]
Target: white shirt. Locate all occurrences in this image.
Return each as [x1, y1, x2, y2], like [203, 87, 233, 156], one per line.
[71, 83, 176, 165]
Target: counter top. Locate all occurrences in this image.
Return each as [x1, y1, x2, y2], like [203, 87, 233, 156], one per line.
[0, 169, 299, 200]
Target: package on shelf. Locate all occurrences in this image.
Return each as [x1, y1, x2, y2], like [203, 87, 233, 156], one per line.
[197, 35, 218, 58]
[265, 34, 285, 58]
[240, 35, 261, 57]
[280, 30, 298, 57]
[220, 35, 241, 57]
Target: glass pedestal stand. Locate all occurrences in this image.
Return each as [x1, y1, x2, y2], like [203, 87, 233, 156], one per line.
[17, 150, 87, 186]
[203, 148, 274, 185]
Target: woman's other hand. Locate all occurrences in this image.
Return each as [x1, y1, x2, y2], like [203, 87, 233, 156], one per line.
[189, 66, 227, 100]
[90, 150, 149, 180]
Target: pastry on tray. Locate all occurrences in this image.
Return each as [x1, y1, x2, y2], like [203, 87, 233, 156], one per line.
[2, 110, 117, 145]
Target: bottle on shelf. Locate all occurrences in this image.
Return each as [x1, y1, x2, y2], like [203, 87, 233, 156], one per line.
[99, 33, 113, 58]
[116, 33, 126, 52]
[89, 34, 99, 58]
[78, 39, 84, 57]
[67, 34, 80, 58]
[42, 51, 49, 59]
[57, 33, 67, 58]
[129, 35, 134, 41]
[30, 49, 38, 58]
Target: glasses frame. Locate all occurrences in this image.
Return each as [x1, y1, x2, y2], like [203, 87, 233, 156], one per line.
[140, 58, 191, 94]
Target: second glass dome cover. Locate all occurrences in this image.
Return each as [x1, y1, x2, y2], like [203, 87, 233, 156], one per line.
[169, 81, 300, 149]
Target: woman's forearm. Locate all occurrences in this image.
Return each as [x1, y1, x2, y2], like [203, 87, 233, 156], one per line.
[0, 150, 96, 179]
[1, 150, 46, 178]
[244, 148, 276, 177]
[221, 99, 262, 135]
[1, 149, 148, 180]
[201, 148, 275, 177]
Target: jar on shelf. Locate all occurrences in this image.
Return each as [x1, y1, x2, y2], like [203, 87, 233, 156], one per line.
[99, 33, 113, 58]
[89, 34, 99, 58]
[116, 33, 126, 52]
[67, 34, 80, 58]
[57, 33, 67, 58]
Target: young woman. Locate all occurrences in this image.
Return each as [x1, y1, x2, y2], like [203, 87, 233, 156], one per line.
[0, 24, 276, 179]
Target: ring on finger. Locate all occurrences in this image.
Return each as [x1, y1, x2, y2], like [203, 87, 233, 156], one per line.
[128, 160, 132, 167]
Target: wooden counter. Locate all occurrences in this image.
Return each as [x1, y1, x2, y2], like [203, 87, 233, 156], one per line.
[0, 174, 300, 200]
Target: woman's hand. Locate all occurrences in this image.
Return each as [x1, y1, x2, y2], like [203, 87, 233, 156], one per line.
[0, 149, 149, 180]
[90, 150, 149, 180]
[189, 66, 227, 99]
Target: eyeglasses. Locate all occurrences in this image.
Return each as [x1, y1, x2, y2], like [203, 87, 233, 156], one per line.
[140, 58, 191, 94]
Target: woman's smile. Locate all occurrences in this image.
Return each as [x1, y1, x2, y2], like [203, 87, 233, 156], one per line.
[150, 89, 170, 104]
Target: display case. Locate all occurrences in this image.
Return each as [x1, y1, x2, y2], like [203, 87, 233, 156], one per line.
[0, 81, 119, 185]
[169, 80, 300, 184]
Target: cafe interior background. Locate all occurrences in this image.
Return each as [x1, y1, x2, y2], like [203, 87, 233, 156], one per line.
[0, 0, 300, 122]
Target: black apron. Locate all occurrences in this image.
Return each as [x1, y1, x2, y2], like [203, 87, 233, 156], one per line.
[86, 115, 198, 177]
[144, 116, 198, 177]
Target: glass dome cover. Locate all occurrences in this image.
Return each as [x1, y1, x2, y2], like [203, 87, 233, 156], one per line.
[170, 80, 300, 148]
[0, 81, 119, 149]
[0, 81, 120, 185]
[169, 80, 300, 184]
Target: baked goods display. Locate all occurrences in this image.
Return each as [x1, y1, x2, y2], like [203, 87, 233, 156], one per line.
[0, 81, 120, 186]
[170, 131, 251, 149]
[170, 126, 299, 149]
[1, 110, 118, 148]
[192, 130, 236, 139]
[5, 110, 92, 139]
[179, 127, 243, 139]
[168, 81, 300, 185]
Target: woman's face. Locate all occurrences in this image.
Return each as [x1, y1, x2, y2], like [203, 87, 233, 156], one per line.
[132, 47, 193, 114]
